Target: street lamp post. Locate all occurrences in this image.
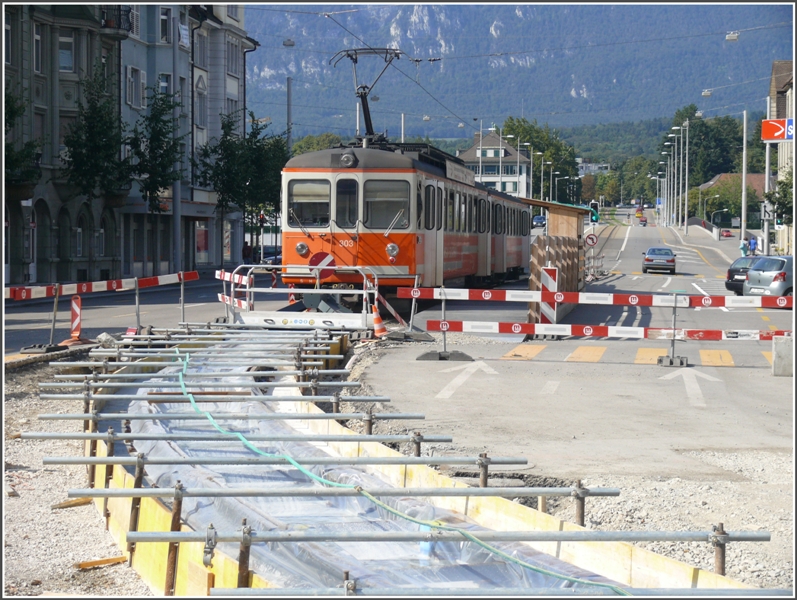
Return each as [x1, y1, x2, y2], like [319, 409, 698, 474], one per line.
[683, 120, 690, 234]
[517, 140, 530, 197]
[711, 208, 728, 230]
[555, 176, 569, 203]
[478, 119, 483, 183]
[489, 126, 513, 194]
[530, 150, 543, 200]
[661, 151, 671, 226]
[701, 192, 720, 221]
[550, 170, 560, 202]
[541, 161, 552, 201]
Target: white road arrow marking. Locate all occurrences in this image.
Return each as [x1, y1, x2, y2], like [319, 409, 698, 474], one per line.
[436, 360, 498, 399]
[658, 368, 721, 408]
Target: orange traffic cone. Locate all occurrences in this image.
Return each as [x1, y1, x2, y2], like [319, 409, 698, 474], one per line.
[372, 304, 388, 338]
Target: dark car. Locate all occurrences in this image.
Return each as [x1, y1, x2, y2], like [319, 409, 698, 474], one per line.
[254, 245, 281, 264]
[642, 246, 676, 274]
[724, 256, 759, 295]
[532, 215, 546, 228]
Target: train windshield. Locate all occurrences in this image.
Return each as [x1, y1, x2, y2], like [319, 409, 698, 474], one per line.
[287, 180, 330, 227]
[335, 179, 358, 228]
[364, 180, 409, 229]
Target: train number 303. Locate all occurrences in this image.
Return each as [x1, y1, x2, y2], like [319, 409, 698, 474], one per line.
[338, 239, 355, 248]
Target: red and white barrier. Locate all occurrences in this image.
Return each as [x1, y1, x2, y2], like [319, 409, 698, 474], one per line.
[215, 270, 253, 287]
[397, 287, 793, 309]
[540, 267, 558, 324]
[10, 271, 199, 301]
[218, 293, 253, 311]
[70, 295, 82, 340]
[376, 292, 408, 328]
[427, 319, 791, 341]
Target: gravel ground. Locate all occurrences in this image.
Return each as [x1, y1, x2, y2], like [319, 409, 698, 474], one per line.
[3, 332, 793, 594]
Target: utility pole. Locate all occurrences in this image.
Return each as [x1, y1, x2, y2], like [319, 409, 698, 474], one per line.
[741, 110, 748, 242]
[286, 76, 292, 154]
[763, 101, 771, 255]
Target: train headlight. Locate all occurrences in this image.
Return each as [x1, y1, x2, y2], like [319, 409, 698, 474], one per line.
[340, 150, 358, 168]
[386, 243, 399, 257]
[295, 242, 310, 257]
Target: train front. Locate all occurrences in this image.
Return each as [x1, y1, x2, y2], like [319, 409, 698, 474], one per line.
[280, 146, 420, 292]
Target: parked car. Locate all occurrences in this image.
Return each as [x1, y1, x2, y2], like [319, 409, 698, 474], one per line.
[725, 256, 759, 295]
[643, 203, 652, 209]
[254, 245, 282, 264]
[642, 246, 676, 274]
[638, 216, 647, 227]
[532, 215, 546, 228]
[743, 256, 793, 297]
[721, 229, 734, 238]
[263, 254, 282, 266]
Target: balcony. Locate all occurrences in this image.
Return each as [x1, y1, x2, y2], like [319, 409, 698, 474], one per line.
[99, 6, 132, 41]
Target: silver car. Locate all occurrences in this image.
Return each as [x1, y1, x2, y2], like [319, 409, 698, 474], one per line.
[642, 246, 676, 274]
[743, 256, 793, 297]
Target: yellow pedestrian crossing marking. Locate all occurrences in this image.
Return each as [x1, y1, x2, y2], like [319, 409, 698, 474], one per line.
[700, 350, 735, 367]
[501, 345, 546, 360]
[761, 316, 770, 322]
[566, 346, 607, 363]
[634, 348, 669, 364]
[762, 351, 773, 365]
[769, 325, 778, 331]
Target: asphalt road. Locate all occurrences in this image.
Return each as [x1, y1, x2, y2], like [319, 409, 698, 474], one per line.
[362, 216, 794, 479]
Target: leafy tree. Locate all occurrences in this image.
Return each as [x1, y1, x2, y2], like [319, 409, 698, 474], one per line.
[580, 174, 596, 202]
[764, 170, 793, 226]
[291, 132, 343, 155]
[128, 86, 185, 274]
[4, 87, 43, 186]
[62, 61, 132, 202]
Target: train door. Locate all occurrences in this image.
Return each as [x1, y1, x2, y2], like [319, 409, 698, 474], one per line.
[332, 176, 360, 267]
[521, 209, 531, 272]
[492, 200, 506, 275]
[476, 196, 490, 277]
[421, 182, 439, 286]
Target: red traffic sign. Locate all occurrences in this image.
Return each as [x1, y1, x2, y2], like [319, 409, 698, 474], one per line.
[308, 252, 336, 279]
[585, 233, 598, 247]
[761, 119, 794, 141]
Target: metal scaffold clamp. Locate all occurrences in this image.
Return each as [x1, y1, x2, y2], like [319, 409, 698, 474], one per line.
[203, 523, 218, 567]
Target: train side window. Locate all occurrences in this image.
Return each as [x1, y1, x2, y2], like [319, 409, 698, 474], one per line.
[335, 179, 358, 228]
[447, 190, 455, 231]
[460, 194, 467, 232]
[424, 185, 435, 230]
[363, 180, 410, 229]
[493, 203, 504, 235]
[436, 187, 443, 231]
[477, 198, 486, 233]
[417, 191, 423, 229]
[288, 180, 330, 227]
[454, 193, 460, 232]
[521, 211, 530, 236]
[466, 195, 473, 233]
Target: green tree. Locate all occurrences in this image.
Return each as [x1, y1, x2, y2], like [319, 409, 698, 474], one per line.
[580, 174, 596, 202]
[291, 132, 343, 155]
[128, 86, 185, 273]
[764, 170, 793, 226]
[4, 87, 43, 188]
[62, 61, 132, 203]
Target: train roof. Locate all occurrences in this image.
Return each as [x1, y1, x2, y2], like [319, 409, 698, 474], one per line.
[285, 142, 461, 174]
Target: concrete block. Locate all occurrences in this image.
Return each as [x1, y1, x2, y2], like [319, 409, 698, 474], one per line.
[772, 335, 793, 377]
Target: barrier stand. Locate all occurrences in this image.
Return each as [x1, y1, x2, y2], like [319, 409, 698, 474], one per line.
[59, 295, 92, 346]
[180, 274, 186, 324]
[407, 275, 421, 332]
[21, 284, 67, 354]
[416, 287, 473, 361]
[658, 293, 689, 367]
[134, 278, 142, 333]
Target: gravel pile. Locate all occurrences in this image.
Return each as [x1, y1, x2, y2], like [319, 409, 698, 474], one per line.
[4, 337, 793, 594]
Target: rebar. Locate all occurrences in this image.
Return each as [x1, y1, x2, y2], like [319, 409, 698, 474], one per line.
[24, 432, 454, 444]
[38, 394, 391, 403]
[207, 588, 793, 597]
[51, 369, 351, 380]
[38, 412, 424, 422]
[70, 486, 621, 499]
[39, 381, 359, 389]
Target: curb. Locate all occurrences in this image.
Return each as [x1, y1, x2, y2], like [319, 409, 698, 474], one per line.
[4, 344, 97, 371]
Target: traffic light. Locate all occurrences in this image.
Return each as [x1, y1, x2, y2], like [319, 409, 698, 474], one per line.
[258, 213, 266, 227]
[776, 214, 783, 226]
[589, 201, 600, 223]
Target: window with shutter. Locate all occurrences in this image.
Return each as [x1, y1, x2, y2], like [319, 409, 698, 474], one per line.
[140, 71, 147, 108]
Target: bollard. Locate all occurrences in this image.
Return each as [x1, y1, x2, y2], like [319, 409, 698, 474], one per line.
[412, 432, 423, 457]
[478, 452, 490, 488]
[713, 522, 728, 576]
[127, 454, 146, 562]
[237, 518, 252, 588]
[164, 481, 184, 596]
[573, 480, 586, 527]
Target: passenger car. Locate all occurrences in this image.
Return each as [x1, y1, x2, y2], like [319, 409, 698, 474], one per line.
[724, 256, 759, 295]
[721, 229, 734, 238]
[642, 247, 676, 274]
[639, 216, 647, 227]
[743, 256, 793, 297]
[532, 215, 546, 228]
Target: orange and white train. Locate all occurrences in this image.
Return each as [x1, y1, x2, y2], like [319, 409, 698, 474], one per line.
[280, 142, 532, 293]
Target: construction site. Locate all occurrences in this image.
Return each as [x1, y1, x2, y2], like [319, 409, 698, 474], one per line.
[3, 259, 793, 597]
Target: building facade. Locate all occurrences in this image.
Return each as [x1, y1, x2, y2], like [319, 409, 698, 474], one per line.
[768, 60, 793, 180]
[4, 5, 257, 285]
[457, 131, 532, 198]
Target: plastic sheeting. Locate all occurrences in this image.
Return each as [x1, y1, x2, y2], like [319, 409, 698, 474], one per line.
[124, 341, 626, 593]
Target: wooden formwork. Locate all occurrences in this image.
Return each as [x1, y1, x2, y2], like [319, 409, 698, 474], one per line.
[528, 235, 584, 323]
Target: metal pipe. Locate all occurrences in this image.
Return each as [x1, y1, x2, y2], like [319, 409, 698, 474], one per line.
[54, 361, 320, 369]
[208, 588, 794, 597]
[45, 456, 529, 467]
[39, 381, 360, 389]
[119, 338, 335, 347]
[87, 351, 345, 360]
[51, 369, 351, 380]
[237, 518, 251, 588]
[39, 412, 425, 422]
[126, 454, 145, 561]
[102, 427, 114, 527]
[39, 394, 390, 403]
[71, 486, 621, 499]
[714, 522, 727, 576]
[134, 278, 141, 332]
[478, 453, 489, 488]
[48, 284, 61, 346]
[24, 432, 454, 444]
[574, 479, 586, 527]
[126, 529, 771, 545]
